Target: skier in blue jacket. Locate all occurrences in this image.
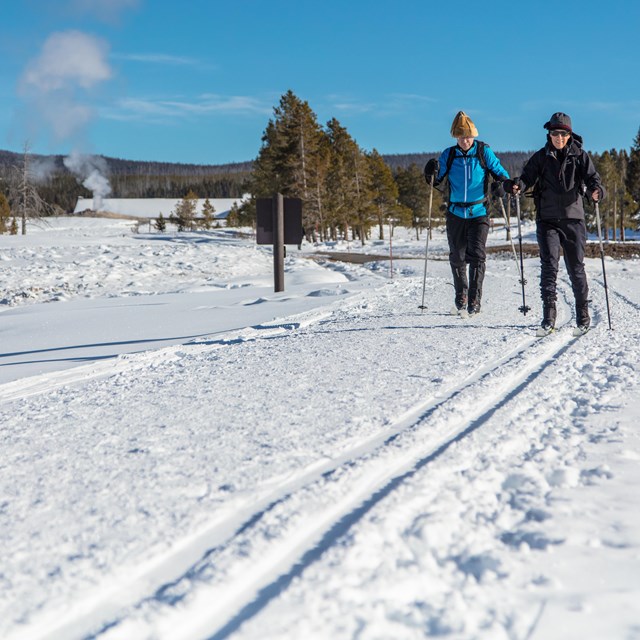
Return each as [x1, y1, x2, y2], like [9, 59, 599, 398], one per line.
[424, 111, 509, 315]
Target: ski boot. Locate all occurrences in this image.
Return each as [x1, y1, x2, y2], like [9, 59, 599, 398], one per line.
[467, 263, 485, 316]
[450, 266, 468, 316]
[574, 301, 590, 336]
[536, 301, 556, 337]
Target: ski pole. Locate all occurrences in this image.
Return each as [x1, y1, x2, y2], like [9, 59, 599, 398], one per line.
[419, 174, 434, 311]
[514, 194, 531, 315]
[497, 196, 522, 281]
[594, 201, 613, 330]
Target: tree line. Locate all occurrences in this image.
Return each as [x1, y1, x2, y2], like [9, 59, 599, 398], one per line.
[245, 90, 433, 243]
[1, 92, 640, 239]
[239, 90, 640, 244]
[0, 149, 252, 228]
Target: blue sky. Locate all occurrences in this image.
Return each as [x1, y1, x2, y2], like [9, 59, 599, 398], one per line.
[1, 0, 639, 165]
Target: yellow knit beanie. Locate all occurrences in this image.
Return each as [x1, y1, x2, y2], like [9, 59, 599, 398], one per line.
[450, 111, 478, 138]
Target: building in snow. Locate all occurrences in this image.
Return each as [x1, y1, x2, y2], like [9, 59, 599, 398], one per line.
[73, 196, 249, 223]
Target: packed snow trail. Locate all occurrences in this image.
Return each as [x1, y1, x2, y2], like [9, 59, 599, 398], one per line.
[151, 274, 638, 640]
[19, 295, 574, 640]
[3, 262, 637, 640]
[127, 330, 583, 640]
[1, 222, 639, 640]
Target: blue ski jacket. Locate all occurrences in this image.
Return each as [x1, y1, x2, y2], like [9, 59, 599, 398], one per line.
[435, 141, 509, 219]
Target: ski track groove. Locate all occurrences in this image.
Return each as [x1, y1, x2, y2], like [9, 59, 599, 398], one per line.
[75, 314, 583, 640]
[167, 327, 580, 640]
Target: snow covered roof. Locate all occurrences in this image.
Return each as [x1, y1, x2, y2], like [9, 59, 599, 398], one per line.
[73, 195, 249, 219]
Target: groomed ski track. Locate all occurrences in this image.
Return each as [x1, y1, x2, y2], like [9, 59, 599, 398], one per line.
[2, 264, 635, 640]
[160, 328, 581, 640]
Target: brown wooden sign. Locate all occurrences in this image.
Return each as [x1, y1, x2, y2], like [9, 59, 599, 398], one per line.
[256, 197, 303, 245]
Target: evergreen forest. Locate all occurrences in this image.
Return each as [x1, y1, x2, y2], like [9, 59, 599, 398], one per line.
[1, 90, 639, 242]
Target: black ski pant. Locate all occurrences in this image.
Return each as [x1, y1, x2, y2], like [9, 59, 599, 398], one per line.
[446, 213, 490, 303]
[446, 213, 490, 269]
[536, 218, 588, 305]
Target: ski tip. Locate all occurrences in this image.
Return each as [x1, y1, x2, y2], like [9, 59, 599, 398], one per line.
[450, 307, 470, 318]
[572, 326, 590, 337]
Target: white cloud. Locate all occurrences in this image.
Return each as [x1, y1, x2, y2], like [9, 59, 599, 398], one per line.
[20, 31, 112, 94]
[18, 30, 112, 143]
[113, 53, 202, 66]
[105, 94, 272, 122]
[199, 94, 272, 115]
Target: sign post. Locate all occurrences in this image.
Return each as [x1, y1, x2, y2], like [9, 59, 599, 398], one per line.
[273, 193, 285, 292]
[256, 194, 303, 292]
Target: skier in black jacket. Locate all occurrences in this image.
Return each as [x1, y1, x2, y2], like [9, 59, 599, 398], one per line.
[504, 112, 605, 333]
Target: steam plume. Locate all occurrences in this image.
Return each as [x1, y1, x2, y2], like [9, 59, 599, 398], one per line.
[64, 152, 112, 211]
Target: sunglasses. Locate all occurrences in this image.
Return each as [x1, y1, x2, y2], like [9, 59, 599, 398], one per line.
[550, 130, 570, 137]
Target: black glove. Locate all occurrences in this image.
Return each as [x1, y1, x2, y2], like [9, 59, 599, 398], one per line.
[490, 180, 505, 198]
[424, 158, 439, 183]
[503, 179, 522, 195]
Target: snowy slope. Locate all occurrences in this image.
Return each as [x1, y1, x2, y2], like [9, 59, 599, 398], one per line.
[1, 219, 639, 640]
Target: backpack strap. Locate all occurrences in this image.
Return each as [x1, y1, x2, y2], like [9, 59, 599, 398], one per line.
[430, 146, 456, 189]
[530, 150, 549, 209]
[476, 141, 490, 196]
[441, 141, 491, 177]
[476, 140, 488, 171]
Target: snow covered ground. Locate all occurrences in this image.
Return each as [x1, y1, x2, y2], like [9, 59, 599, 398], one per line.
[1, 218, 639, 640]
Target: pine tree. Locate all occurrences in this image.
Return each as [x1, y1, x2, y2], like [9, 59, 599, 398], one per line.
[0, 191, 10, 234]
[614, 149, 633, 239]
[625, 128, 640, 229]
[394, 165, 433, 240]
[201, 198, 215, 229]
[596, 151, 618, 240]
[368, 149, 399, 240]
[351, 149, 375, 246]
[226, 202, 240, 227]
[325, 118, 374, 244]
[227, 201, 254, 228]
[172, 190, 198, 231]
[252, 90, 327, 236]
[307, 132, 331, 241]
[155, 212, 166, 232]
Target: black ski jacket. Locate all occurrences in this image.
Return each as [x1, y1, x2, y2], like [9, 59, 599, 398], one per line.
[518, 135, 605, 221]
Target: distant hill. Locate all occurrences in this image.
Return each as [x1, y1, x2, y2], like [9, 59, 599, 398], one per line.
[0, 149, 253, 176]
[0, 149, 254, 211]
[381, 151, 534, 179]
[1, 148, 533, 178]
